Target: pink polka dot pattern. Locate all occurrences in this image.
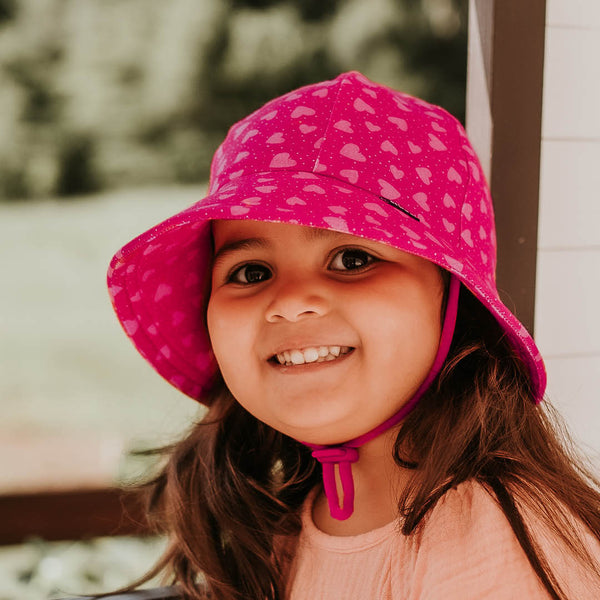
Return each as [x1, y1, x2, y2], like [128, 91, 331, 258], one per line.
[107, 70, 546, 404]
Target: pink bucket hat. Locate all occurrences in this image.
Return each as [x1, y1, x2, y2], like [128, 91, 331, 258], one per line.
[107, 70, 546, 516]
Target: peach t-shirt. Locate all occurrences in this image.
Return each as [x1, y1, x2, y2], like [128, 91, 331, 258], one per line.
[286, 481, 600, 599]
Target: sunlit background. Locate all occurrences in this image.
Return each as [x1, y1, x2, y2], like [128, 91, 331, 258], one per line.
[1, 0, 469, 597]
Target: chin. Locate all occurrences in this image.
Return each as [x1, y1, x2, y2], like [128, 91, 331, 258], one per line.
[278, 420, 371, 446]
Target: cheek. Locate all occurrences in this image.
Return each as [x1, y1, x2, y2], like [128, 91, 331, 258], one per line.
[207, 294, 257, 372]
[205, 296, 221, 350]
[363, 277, 442, 356]
[206, 299, 266, 420]
[206, 294, 238, 359]
[206, 299, 241, 395]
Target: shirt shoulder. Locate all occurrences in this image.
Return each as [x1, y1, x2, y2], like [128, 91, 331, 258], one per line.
[409, 479, 600, 600]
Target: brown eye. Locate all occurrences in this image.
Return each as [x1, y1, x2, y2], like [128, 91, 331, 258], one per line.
[330, 249, 376, 272]
[228, 263, 271, 284]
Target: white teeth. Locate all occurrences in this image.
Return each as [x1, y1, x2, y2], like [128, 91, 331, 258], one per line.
[303, 348, 320, 362]
[290, 350, 305, 365]
[274, 345, 352, 366]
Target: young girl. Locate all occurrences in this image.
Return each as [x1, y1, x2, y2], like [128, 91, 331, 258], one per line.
[107, 71, 600, 599]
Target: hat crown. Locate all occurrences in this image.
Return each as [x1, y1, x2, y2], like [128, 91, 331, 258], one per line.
[208, 71, 497, 286]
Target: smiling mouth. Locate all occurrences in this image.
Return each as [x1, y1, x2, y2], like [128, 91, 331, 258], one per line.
[268, 346, 355, 367]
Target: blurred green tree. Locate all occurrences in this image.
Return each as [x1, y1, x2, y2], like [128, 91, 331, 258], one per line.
[0, 0, 17, 25]
[0, 0, 467, 200]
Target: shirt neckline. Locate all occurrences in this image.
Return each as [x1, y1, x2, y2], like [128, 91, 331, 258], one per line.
[301, 487, 400, 552]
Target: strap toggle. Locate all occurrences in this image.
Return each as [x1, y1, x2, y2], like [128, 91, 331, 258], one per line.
[311, 445, 359, 520]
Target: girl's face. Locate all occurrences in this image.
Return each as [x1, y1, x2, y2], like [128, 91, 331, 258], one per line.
[207, 219, 445, 445]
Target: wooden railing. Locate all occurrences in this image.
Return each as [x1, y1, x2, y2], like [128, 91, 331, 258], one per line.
[60, 586, 182, 599]
[0, 487, 150, 544]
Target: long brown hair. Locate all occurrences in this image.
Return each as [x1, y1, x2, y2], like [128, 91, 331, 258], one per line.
[121, 275, 600, 600]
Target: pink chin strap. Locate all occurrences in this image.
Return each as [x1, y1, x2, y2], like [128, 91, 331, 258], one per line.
[302, 274, 461, 520]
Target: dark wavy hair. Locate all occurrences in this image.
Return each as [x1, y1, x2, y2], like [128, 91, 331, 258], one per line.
[114, 272, 600, 600]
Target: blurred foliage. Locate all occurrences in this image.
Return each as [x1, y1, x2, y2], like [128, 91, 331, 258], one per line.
[231, 0, 342, 21]
[0, 0, 18, 24]
[4, 48, 64, 123]
[0, 164, 28, 199]
[0, 535, 166, 599]
[0, 0, 467, 201]
[389, 0, 467, 118]
[55, 131, 101, 196]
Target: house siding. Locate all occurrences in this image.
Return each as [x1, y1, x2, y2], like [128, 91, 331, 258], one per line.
[536, 0, 600, 456]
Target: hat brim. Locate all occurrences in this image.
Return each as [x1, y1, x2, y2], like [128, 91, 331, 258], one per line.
[108, 170, 546, 403]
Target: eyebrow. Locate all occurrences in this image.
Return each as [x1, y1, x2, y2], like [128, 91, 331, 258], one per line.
[211, 228, 347, 270]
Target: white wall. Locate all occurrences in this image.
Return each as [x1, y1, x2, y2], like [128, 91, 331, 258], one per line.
[535, 0, 600, 459]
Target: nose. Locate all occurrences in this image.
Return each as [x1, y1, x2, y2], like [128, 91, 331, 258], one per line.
[264, 274, 331, 323]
